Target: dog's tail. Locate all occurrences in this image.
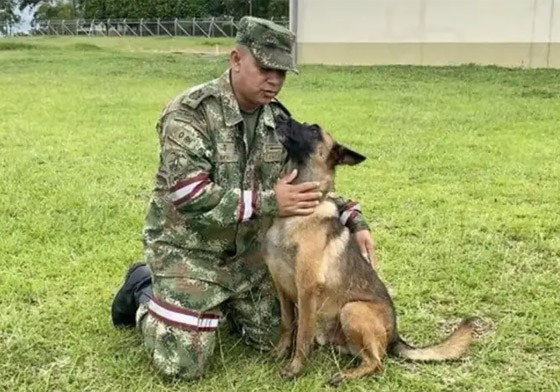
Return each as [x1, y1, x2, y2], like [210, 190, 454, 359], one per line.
[390, 317, 477, 362]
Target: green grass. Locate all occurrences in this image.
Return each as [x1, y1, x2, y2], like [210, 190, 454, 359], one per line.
[0, 36, 235, 53]
[1, 37, 559, 392]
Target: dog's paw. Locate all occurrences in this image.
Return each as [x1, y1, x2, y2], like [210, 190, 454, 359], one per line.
[328, 372, 346, 388]
[282, 361, 304, 379]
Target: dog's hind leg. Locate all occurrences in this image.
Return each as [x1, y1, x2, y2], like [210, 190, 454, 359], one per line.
[329, 301, 392, 386]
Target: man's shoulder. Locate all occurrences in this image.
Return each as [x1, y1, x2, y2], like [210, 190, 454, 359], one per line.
[269, 98, 291, 118]
[162, 78, 220, 117]
[179, 79, 220, 109]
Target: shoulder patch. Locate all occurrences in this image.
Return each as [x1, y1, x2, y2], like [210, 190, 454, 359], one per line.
[180, 81, 219, 109]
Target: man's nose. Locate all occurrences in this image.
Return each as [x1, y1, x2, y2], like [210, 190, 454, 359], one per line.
[267, 70, 284, 86]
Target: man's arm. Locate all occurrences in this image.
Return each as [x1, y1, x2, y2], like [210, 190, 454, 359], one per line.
[330, 194, 370, 233]
[160, 110, 321, 227]
[161, 110, 278, 227]
[330, 194, 378, 268]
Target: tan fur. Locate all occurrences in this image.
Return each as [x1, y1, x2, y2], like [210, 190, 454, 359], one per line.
[264, 124, 477, 386]
[391, 319, 475, 361]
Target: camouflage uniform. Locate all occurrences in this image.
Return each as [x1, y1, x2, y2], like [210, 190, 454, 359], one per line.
[136, 16, 370, 380]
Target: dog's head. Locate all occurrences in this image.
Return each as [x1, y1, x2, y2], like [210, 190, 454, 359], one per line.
[275, 116, 366, 190]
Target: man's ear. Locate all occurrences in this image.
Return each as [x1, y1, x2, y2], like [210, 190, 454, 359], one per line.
[332, 143, 366, 166]
[230, 49, 241, 72]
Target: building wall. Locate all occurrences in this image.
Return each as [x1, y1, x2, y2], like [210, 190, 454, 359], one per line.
[293, 0, 560, 68]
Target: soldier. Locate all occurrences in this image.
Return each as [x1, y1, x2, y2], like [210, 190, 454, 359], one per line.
[111, 16, 376, 380]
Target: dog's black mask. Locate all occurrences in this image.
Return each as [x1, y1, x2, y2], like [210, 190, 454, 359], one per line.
[275, 116, 324, 165]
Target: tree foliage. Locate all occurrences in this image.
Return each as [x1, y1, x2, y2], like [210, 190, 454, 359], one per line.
[15, 0, 80, 22]
[81, 0, 288, 20]
[1, 0, 20, 23]
[1, 0, 288, 25]
[35, 2, 75, 20]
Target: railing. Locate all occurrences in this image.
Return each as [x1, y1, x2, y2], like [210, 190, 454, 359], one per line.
[0, 17, 289, 38]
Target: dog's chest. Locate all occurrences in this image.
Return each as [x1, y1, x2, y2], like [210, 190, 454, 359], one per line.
[264, 202, 340, 301]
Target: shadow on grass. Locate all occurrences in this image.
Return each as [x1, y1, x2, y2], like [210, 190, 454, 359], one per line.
[0, 42, 38, 51]
[0, 41, 103, 52]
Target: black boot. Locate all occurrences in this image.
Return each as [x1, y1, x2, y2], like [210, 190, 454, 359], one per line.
[111, 262, 153, 329]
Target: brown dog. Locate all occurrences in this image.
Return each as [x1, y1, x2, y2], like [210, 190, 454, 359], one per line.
[264, 117, 477, 386]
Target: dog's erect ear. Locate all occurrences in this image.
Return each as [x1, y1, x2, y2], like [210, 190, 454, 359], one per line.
[332, 143, 366, 166]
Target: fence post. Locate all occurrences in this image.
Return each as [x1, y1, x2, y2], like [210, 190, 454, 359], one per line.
[192, 17, 195, 36]
[113, 18, 122, 36]
[157, 18, 160, 35]
[175, 18, 191, 37]
[62, 19, 74, 35]
[140, 18, 143, 36]
[174, 18, 177, 36]
[230, 16, 234, 36]
[48, 20, 59, 35]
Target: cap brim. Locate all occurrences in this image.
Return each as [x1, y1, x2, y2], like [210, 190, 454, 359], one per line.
[250, 46, 299, 74]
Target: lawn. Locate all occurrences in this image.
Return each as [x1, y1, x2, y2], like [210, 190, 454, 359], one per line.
[1, 37, 559, 392]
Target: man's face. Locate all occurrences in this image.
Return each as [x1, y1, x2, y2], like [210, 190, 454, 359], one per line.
[231, 47, 287, 108]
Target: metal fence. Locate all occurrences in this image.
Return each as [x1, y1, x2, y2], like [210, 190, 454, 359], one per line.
[0, 17, 289, 38]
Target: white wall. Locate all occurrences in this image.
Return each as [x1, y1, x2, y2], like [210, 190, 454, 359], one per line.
[294, 0, 560, 67]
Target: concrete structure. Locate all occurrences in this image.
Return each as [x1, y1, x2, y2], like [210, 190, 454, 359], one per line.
[290, 0, 560, 68]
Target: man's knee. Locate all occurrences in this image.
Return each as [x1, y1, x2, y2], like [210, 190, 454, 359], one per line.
[227, 283, 281, 351]
[138, 303, 218, 380]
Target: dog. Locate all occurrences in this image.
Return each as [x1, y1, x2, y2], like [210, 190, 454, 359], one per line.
[264, 116, 477, 386]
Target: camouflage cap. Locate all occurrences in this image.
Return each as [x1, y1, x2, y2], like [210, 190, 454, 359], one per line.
[236, 16, 298, 73]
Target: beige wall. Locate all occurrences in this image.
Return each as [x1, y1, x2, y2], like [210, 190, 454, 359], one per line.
[293, 0, 560, 68]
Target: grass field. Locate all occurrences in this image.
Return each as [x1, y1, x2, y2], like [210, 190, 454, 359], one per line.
[1, 37, 559, 392]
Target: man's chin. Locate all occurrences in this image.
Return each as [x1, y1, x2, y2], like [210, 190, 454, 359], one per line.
[260, 95, 276, 105]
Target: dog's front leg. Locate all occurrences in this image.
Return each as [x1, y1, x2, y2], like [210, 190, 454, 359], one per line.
[282, 285, 319, 379]
[275, 289, 295, 359]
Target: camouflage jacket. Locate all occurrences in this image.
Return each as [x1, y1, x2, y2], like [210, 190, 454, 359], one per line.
[143, 70, 370, 289]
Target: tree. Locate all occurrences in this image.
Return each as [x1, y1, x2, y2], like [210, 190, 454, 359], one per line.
[82, 0, 289, 19]
[0, 0, 20, 24]
[80, 0, 106, 19]
[18, 0, 81, 22]
[81, 0, 288, 20]
[224, 0, 288, 19]
[35, 1, 77, 20]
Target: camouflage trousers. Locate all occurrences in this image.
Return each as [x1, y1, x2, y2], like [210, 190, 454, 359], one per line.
[135, 260, 281, 380]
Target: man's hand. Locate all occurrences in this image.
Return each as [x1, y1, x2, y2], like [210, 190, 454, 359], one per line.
[355, 230, 378, 269]
[275, 169, 322, 217]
